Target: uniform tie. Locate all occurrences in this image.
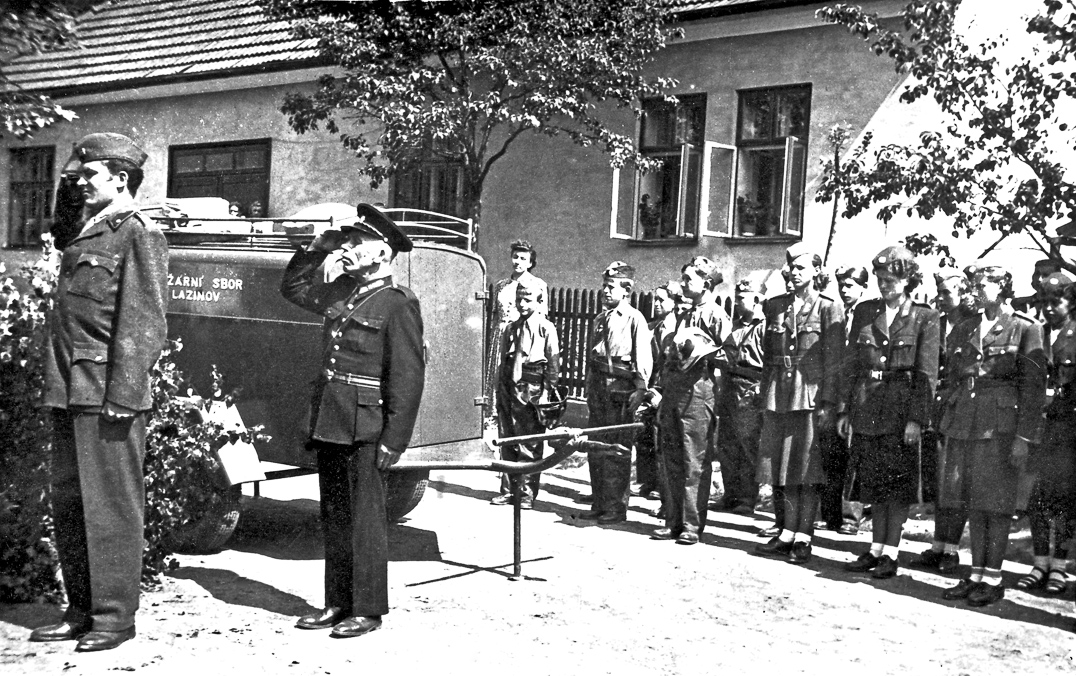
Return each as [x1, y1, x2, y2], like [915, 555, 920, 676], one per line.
[511, 321, 527, 383]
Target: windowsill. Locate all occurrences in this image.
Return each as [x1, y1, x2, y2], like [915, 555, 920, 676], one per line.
[724, 235, 800, 246]
[624, 236, 698, 247]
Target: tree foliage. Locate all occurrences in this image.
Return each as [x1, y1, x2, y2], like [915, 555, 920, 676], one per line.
[262, 0, 680, 225]
[815, 0, 1076, 266]
[0, 1, 94, 138]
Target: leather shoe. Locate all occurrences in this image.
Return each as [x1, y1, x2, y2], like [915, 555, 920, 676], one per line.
[598, 512, 626, 525]
[967, 582, 1005, 607]
[645, 490, 662, 501]
[871, 554, 899, 579]
[942, 578, 980, 600]
[937, 552, 960, 574]
[650, 527, 677, 540]
[755, 537, 793, 557]
[676, 531, 699, 545]
[913, 549, 944, 569]
[844, 552, 880, 573]
[29, 620, 91, 642]
[74, 627, 136, 652]
[837, 523, 859, 536]
[757, 524, 781, 538]
[788, 541, 812, 565]
[330, 616, 382, 638]
[813, 520, 836, 531]
[296, 606, 348, 630]
[490, 494, 513, 506]
[578, 510, 602, 520]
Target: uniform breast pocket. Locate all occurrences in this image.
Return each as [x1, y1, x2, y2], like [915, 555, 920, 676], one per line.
[340, 315, 385, 353]
[983, 344, 1017, 374]
[798, 320, 822, 350]
[890, 332, 918, 368]
[67, 252, 118, 302]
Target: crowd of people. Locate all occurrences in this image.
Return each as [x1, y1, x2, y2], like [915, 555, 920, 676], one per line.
[486, 238, 1076, 612]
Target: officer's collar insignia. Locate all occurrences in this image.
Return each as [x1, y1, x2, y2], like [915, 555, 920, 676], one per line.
[358, 277, 389, 295]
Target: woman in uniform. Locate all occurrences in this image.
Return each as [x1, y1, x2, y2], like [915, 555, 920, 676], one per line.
[839, 246, 939, 579]
[938, 265, 1046, 607]
[753, 244, 845, 564]
[1017, 272, 1076, 595]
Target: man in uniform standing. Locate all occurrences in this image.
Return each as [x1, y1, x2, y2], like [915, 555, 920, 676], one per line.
[281, 204, 425, 638]
[32, 133, 168, 652]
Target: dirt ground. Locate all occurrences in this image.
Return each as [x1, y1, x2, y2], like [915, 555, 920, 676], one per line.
[2, 463, 1075, 676]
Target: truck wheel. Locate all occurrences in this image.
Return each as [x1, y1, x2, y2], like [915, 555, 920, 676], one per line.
[385, 469, 429, 522]
[170, 485, 243, 554]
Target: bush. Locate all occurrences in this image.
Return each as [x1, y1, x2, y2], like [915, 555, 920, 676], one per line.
[0, 240, 261, 599]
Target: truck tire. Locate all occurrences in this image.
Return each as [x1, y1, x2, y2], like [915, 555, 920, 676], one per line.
[170, 485, 243, 554]
[385, 469, 429, 522]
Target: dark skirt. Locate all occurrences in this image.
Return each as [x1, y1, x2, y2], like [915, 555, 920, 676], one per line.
[759, 410, 825, 487]
[938, 436, 1023, 514]
[1027, 416, 1076, 516]
[851, 432, 919, 504]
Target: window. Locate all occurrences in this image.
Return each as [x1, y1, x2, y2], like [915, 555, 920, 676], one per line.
[734, 85, 810, 237]
[8, 147, 55, 247]
[168, 140, 270, 215]
[391, 159, 469, 219]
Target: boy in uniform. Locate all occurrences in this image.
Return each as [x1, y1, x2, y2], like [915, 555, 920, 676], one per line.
[583, 262, 652, 524]
[490, 281, 561, 509]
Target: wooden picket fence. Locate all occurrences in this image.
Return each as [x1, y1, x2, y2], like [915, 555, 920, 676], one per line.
[486, 284, 733, 399]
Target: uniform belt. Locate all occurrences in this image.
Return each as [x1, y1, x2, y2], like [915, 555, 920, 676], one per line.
[590, 357, 634, 379]
[867, 369, 913, 382]
[766, 355, 806, 368]
[325, 369, 381, 389]
[715, 361, 762, 381]
[960, 375, 1014, 390]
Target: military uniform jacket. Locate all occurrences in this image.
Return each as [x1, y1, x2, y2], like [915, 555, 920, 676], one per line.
[760, 292, 845, 413]
[721, 315, 764, 404]
[938, 308, 1045, 443]
[1043, 317, 1076, 422]
[42, 208, 168, 411]
[839, 298, 939, 436]
[281, 249, 425, 453]
[500, 312, 560, 390]
[587, 301, 652, 391]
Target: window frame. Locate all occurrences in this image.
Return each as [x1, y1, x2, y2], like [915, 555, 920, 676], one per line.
[166, 139, 271, 214]
[7, 145, 55, 248]
[390, 156, 470, 220]
[732, 84, 812, 239]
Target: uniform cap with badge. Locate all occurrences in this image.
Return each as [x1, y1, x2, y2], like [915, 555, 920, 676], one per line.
[871, 245, 918, 278]
[341, 203, 413, 254]
[1037, 271, 1075, 299]
[603, 261, 635, 280]
[63, 132, 148, 173]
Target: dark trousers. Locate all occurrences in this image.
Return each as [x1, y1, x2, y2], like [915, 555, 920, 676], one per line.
[50, 408, 146, 632]
[717, 398, 761, 506]
[659, 380, 716, 536]
[586, 377, 634, 517]
[316, 442, 389, 617]
[496, 380, 545, 498]
[634, 407, 661, 492]
[819, 427, 861, 528]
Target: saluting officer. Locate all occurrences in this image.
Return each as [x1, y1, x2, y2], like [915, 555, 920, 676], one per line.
[839, 246, 939, 580]
[938, 265, 1046, 607]
[32, 133, 168, 652]
[281, 204, 425, 638]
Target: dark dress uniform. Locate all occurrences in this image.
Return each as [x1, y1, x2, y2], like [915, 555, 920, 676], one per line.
[281, 249, 424, 619]
[938, 309, 1045, 514]
[841, 298, 940, 504]
[758, 292, 845, 488]
[42, 204, 169, 634]
[716, 310, 764, 510]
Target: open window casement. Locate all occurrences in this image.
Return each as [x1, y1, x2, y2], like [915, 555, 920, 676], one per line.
[701, 141, 735, 237]
[780, 135, 807, 236]
[676, 143, 702, 237]
[610, 164, 638, 239]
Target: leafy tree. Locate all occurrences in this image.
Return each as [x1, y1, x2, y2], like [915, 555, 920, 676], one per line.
[262, 0, 679, 230]
[815, 0, 1076, 267]
[0, 1, 95, 138]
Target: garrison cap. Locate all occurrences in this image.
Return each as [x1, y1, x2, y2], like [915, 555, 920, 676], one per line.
[784, 242, 818, 264]
[70, 132, 148, 168]
[603, 261, 635, 280]
[343, 203, 412, 253]
[1038, 271, 1075, 298]
[934, 268, 966, 286]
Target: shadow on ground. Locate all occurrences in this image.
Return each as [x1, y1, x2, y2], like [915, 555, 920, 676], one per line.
[168, 567, 320, 617]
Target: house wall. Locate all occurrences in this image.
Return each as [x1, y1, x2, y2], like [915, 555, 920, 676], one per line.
[0, 80, 387, 266]
[479, 19, 905, 294]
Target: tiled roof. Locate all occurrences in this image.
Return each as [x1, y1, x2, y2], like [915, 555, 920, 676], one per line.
[5, 0, 322, 96]
[5, 0, 818, 97]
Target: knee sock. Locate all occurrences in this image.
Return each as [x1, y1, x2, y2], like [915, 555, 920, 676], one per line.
[969, 511, 987, 569]
[1033, 555, 1050, 571]
[969, 566, 984, 583]
[778, 529, 794, 543]
[1050, 557, 1070, 573]
[884, 502, 908, 548]
[793, 531, 811, 544]
[883, 544, 900, 560]
[982, 567, 1003, 586]
[870, 542, 884, 557]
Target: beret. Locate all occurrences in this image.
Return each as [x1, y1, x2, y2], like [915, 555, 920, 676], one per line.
[603, 261, 635, 280]
[343, 203, 412, 253]
[1038, 271, 1075, 298]
[70, 132, 147, 168]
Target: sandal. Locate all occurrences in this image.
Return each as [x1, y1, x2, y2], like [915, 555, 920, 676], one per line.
[1044, 570, 1068, 595]
[1016, 566, 1048, 590]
